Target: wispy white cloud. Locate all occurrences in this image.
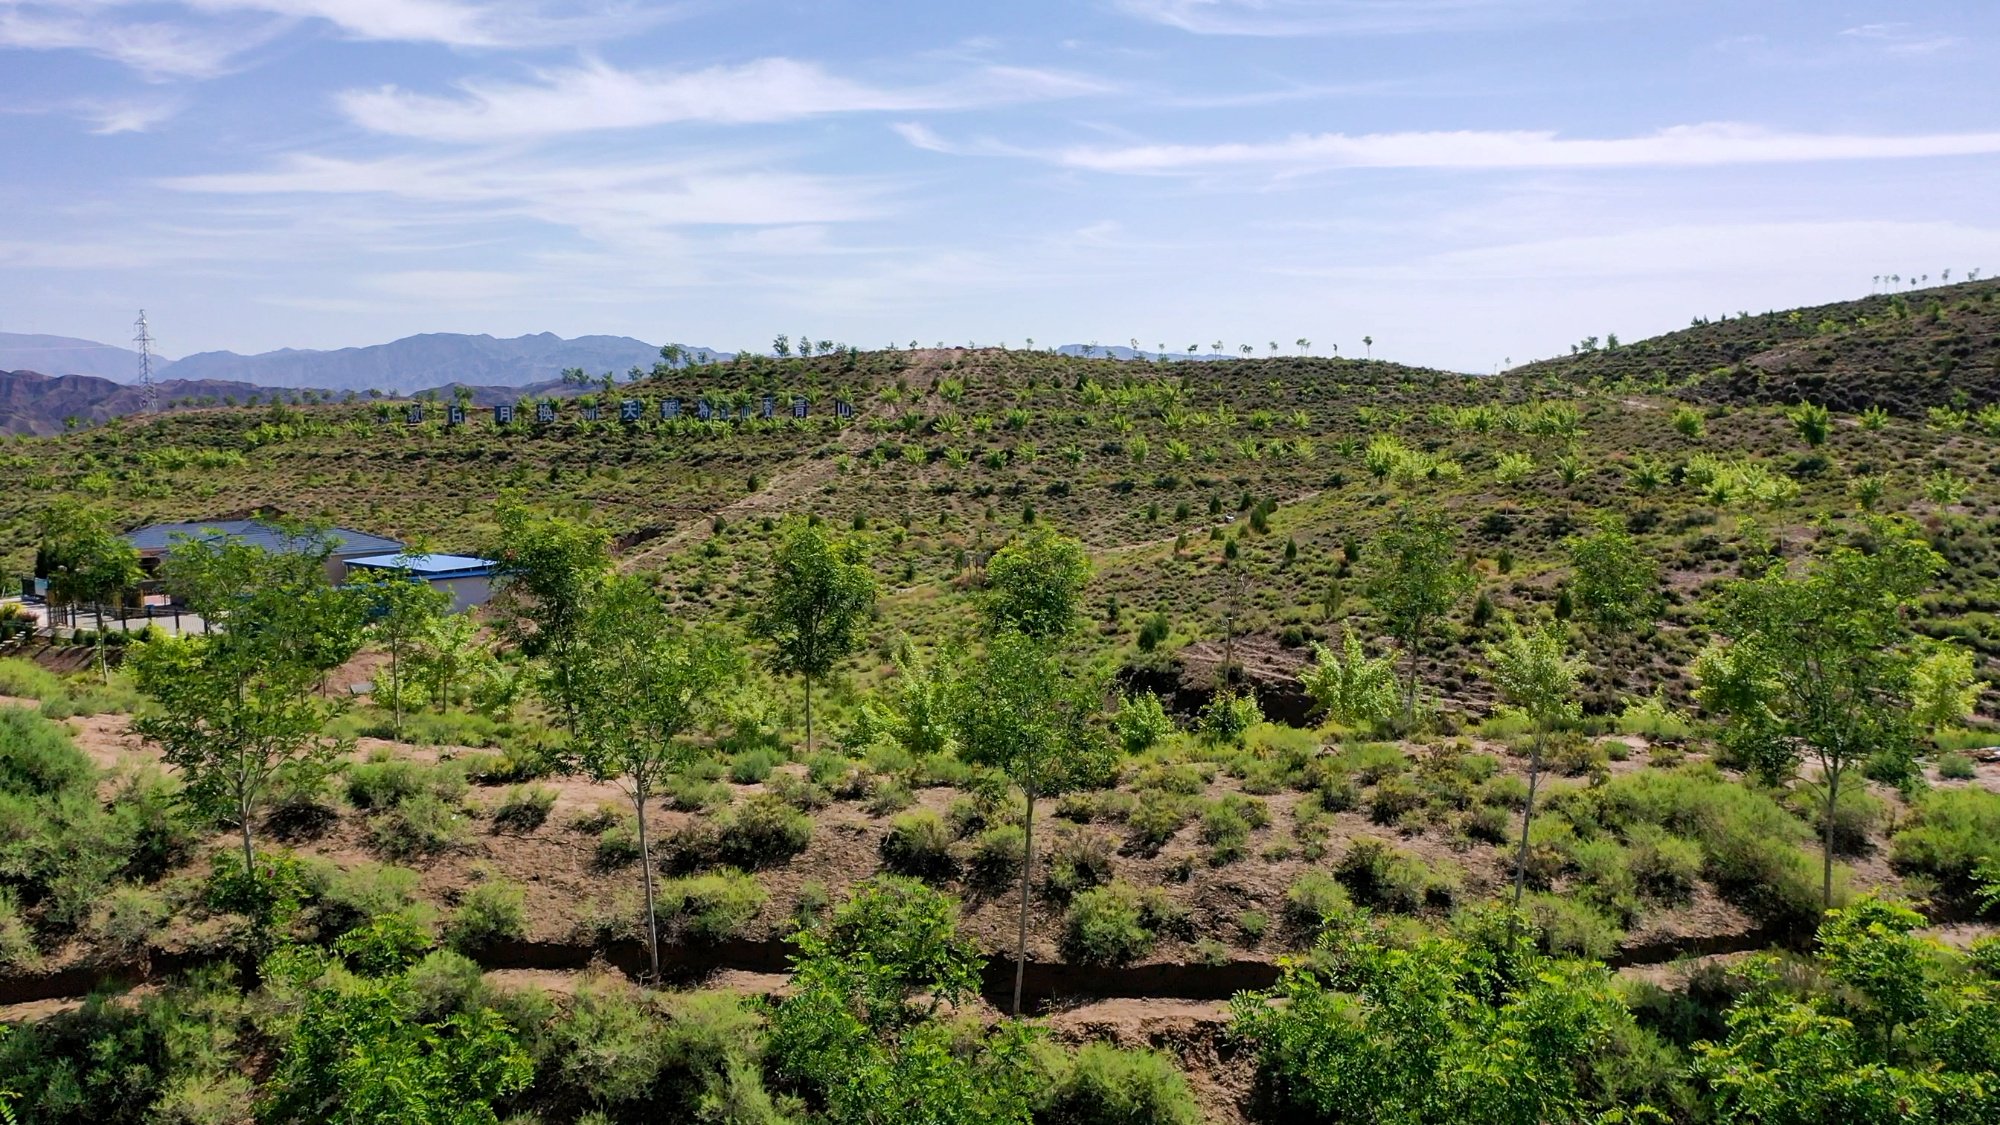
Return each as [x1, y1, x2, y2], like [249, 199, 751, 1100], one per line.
[0, 3, 283, 79]
[338, 57, 1107, 142]
[0, 0, 672, 80]
[163, 149, 891, 248]
[1113, 0, 1570, 36]
[1838, 22, 1961, 56]
[81, 96, 184, 133]
[1034, 123, 2000, 174]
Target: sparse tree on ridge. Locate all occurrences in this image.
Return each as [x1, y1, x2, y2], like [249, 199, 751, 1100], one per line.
[753, 519, 877, 754]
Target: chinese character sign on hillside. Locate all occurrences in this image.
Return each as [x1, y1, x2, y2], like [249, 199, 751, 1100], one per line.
[447, 404, 465, 426]
[792, 397, 808, 418]
[495, 404, 515, 425]
[536, 401, 556, 425]
[662, 398, 681, 419]
[620, 398, 642, 422]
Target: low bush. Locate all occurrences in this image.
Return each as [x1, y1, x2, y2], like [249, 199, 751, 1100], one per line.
[312, 860, 424, 938]
[1044, 828, 1116, 901]
[656, 870, 766, 942]
[1123, 790, 1191, 856]
[880, 810, 956, 881]
[595, 818, 641, 869]
[727, 747, 785, 784]
[93, 884, 169, 955]
[345, 757, 466, 810]
[444, 878, 528, 953]
[1526, 892, 1626, 959]
[968, 823, 1026, 889]
[1625, 823, 1702, 904]
[491, 784, 555, 833]
[864, 778, 915, 816]
[1937, 753, 1976, 781]
[1062, 882, 1183, 966]
[664, 773, 732, 812]
[712, 793, 813, 869]
[368, 791, 470, 858]
[1037, 1041, 1203, 1125]
[1892, 787, 2000, 910]
[1284, 870, 1352, 931]
[1334, 836, 1460, 913]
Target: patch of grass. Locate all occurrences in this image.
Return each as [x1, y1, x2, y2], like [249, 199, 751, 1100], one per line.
[1333, 836, 1461, 913]
[1892, 787, 2000, 911]
[1061, 882, 1186, 966]
[443, 877, 528, 953]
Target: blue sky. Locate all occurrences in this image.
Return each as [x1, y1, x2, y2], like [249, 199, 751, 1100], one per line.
[3, 0, 1997, 372]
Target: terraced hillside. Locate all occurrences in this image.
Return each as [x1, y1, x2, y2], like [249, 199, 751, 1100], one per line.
[4, 285, 2000, 1124]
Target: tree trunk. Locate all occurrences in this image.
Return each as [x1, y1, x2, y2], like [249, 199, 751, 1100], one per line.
[390, 641, 403, 739]
[1402, 630, 1422, 724]
[804, 673, 814, 755]
[1822, 765, 1840, 910]
[1014, 789, 1035, 1018]
[1513, 731, 1543, 912]
[635, 785, 661, 981]
[239, 793, 257, 888]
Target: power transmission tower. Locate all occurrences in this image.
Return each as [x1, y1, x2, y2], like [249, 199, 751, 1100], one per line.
[133, 309, 156, 412]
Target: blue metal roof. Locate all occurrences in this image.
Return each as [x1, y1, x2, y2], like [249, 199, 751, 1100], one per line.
[346, 553, 497, 578]
[125, 519, 404, 557]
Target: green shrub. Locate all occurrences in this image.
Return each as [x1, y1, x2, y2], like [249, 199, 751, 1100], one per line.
[1460, 802, 1513, 845]
[1625, 824, 1702, 904]
[1038, 1042, 1203, 1125]
[1526, 893, 1625, 959]
[1063, 883, 1160, 966]
[0, 705, 96, 794]
[1238, 909, 1270, 944]
[1044, 828, 1116, 901]
[1284, 870, 1352, 931]
[1115, 692, 1175, 755]
[0, 887, 37, 968]
[1334, 836, 1460, 913]
[312, 860, 424, 937]
[1199, 690, 1262, 747]
[93, 884, 169, 955]
[968, 823, 1026, 889]
[595, 818, 641, 869]
[728, 747, 785, 784]
[0, 657, 66, 702]
[335, 909, 439, 974]
[712, 793, 814, 869]
[445, 878, 528, 953]
[880, 810, 956, 881]
[405, 948, 493, 1019]
[1892, 788, 2000, 909]
[1938, 753, 1977, 781]
[765, 771, 830, 811]
[1124, 790, 1190, 855]
[1338, 742, 1409, 784]
[864, 778, 915, 816]
[491, 784, 555, 833]
[369, 791, 471, 858]
[657, 870, 766, 942]
[1614, 693, 1695, 741]
[543, 974, 669, 1106]
[1813, 784, 1885, 857]
[1368, 775, 1426, 825]
[665, 773, 732, 812]
[346, 757, 467, 810]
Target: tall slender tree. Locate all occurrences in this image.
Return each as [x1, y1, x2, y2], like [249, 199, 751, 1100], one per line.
[132, 529, 366, 885]
[1485, 617, 1587, 911]
[1694, 519, 1941, 908]
[489, 501, 610, 735]
[569, 575, 742, 980]
[1366, 510, 1474, 722]
[753, 520, 877, 753]
[350, 560, 450, 739]
[951, 628, 1114, 1016]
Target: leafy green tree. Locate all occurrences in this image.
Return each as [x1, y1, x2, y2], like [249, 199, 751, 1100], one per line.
[488, 501, 610, 734]
[1694, 520, 1942, 907]
[753, 520, 877, 753]
[1485, 617, 1587, 910]
[1232, 910, 1626, 1123]
[1787, 401, 1832, 447]
[349, 562, 451, 738]
[1365, 510, 1474, 721]
[1299, 632, 1398, 730]
[768, 877, 1046, 1123]
[568, 575, 742, 979]
[132, 531, 366, 883]
[33, 497, 141, 680]
[983, 526, 1091, 639]
[1567, 518, 1661, 642]
[408, 610, 486, 713]
[260, 948, 532, 1124]
[1911, 643, 1986, 736]
[952, 628, 1116, 1015]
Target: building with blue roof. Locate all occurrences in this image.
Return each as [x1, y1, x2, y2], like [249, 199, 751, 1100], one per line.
[124, 518, 408, 598]
[345, 552, 499, 613]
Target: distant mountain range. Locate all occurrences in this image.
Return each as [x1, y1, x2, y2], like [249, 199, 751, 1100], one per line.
[0, 330, 733, 396]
